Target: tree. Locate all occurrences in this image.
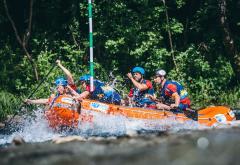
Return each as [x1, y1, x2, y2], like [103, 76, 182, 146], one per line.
[3, 0, 39, 81]
[218, 0, 240, 80]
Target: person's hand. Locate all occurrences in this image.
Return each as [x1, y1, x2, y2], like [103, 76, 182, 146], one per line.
[127, 73, 133, 79]
[73, 96, 82, 102]
[56, 60, 61, 66]
[170, 104, 178, 109]
[156, 103, 162, 109]
[24, 99, 32, 104]
[66, 85, 72, 90]
[65, 85, 71, 91]
[145, 94, 155, 101]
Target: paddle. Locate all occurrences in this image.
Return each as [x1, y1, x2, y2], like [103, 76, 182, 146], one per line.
[4, 62, 57, 127]
[183, 108, 198, 121]
[153, 97, 198, 121]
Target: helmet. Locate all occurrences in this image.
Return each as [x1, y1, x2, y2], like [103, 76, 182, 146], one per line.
[55, 77, 68, 86]
[132, 67, 145, 75]
[155, 69, 166, 77]
[79, 74, 91, 81]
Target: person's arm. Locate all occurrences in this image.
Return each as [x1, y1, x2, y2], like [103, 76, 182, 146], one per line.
[25, 99, 49, 105]
[56, 60, 74, 85]
[170, 92, 180, 108]
[127, 73, 148, 91]
[66, 85, 79, 97]
[145, 94, 158, 101]
[78, 91, 90, 99]
[163, 83, 180, 108]
[156, 102, 171, 110]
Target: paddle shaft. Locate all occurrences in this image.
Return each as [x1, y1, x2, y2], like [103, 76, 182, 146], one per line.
[154, 99, 198, 120]
[5, 64, 57, 125]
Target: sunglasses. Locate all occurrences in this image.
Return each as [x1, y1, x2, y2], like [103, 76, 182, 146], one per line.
[133, 72, 141, 75]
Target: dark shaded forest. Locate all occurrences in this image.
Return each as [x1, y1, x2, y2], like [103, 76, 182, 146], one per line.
[1, 0, 240, 120]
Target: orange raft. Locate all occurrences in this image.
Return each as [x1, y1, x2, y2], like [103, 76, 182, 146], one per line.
[81, 99, 236, 127]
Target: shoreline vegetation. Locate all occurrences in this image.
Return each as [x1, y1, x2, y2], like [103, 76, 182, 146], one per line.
[1, 1, 240, 121]
[0, 88, 240, 122]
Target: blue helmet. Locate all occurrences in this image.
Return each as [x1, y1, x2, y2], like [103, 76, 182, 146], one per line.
[55, 77, 68, 86]
[79, 74, 91, 81]
[132, 67, 145, 75]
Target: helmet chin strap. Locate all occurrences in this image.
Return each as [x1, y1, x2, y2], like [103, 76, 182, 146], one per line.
[159, 77, 165, 87]
[137, 74, 144, 83]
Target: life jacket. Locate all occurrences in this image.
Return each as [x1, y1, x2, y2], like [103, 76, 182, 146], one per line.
[50, 94, 77, 110]
[129, 79, 156, 107]
[161, 80, 190, 109]
[90, 80, 121, 105]
[46, 94, 79, 128]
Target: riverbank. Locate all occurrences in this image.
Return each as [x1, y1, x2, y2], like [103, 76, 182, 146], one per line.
[1, 127, 240, 165]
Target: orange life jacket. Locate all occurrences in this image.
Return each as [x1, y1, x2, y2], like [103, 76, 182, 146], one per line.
[46, 94, 80, 128]
[50, 94, 77, 110]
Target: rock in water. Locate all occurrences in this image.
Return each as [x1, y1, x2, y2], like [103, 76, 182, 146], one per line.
[12, 135, 25, 146]
[0, 122, 5, 128]
[126, 129, 138, 137]
[52, 135, 86, 144]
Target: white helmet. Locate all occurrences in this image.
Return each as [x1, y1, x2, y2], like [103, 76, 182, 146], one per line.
[155, 69, 166, 77]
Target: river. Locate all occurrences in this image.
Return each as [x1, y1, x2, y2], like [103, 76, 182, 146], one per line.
[1, 108, 240, 165]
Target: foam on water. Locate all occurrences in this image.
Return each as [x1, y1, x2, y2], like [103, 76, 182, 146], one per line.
[77, 110, 127, 136]
[0, 108, 61, 145]
[1, 107, 235, 146]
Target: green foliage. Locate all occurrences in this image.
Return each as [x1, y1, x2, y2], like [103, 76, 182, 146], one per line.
[0, 42, 31, 93]
[0, 0, 240, 117]
[176, 0, 186, 8]
[172, 46, 235, 108]
[144, 48, 171, 77]
[105, 38, 125, 54]
[217, 88, 240, 109]
[164, 18, 184, 35]
[0, 90, 21, 121]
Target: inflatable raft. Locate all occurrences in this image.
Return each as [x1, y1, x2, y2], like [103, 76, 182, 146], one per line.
[44, 96, 92, 129]
[44, 96, 236, 128]
[45, 95, 80, 129]
[81, 99, 236, 127]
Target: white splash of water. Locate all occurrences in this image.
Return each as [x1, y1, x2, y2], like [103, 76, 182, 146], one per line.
[1, 107, 231, 146]
[78, 109, 201, 136]
[78, 110, 127, 136]
[124, 116, 200, 134]
[0, 108, 61, 145]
